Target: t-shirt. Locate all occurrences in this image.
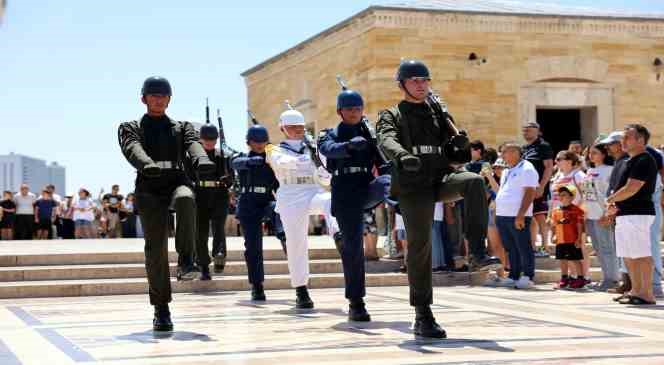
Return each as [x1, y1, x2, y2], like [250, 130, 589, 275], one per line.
[551, 204, 585, 244]
[646, 146, 663, 190]
[434, 202, 444, 222]
[496, 160, 539, 217]
[614, 151, 657, 216]
[103, 194, 124, 213]
[522, 138, 554, 184]
[73, 199, 96, 222]
[608, 154, 629, 196]
[0, 200, 16, 220]
[13, 192, 36, 215]
[35, 199, 58, 221]
[580, 165, 613, 220]
[549, 169, 586, 209]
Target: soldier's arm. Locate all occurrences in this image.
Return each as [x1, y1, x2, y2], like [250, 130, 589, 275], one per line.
[182, 122, 213, 167]
[117, 122, 155, 171]
[376, 110, 410, 162]
[318, 129, 350, 159]
[231, 153, 252, 171]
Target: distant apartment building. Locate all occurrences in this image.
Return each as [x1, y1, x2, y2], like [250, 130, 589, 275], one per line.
[0, 153, 66, 196]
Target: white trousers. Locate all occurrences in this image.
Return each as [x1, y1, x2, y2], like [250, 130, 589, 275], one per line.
[278, 190, 338, 288]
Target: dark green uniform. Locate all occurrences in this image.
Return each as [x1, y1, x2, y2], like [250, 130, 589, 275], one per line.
[376, 101, 489, 306]
[118, 114, 213, 305]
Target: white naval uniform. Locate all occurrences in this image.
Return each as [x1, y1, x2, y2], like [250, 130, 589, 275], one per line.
[268, 139, 339, 287]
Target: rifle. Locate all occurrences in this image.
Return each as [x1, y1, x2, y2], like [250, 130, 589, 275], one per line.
[284, 100, 324, 169]
[335, 75, 391, 170]
[216, 108, 240, 155]
[247, 110, 260, 125]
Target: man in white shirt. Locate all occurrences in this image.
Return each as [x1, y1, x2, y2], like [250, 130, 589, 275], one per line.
[495, 143, 539, 289]
[13, 184, 37, 240]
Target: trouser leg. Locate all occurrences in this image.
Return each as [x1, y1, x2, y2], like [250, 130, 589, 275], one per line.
[336, 206, 366, 300]
[496, 216, 521, 281]
[437, 172, 489, 260]
[195, 203, 211, 267]
[211, 205, 228, 258]
[400, 191, 435, 306]
[173, 186, 196, 269]
[136, 192, 172, 306]
[281, 209, 310, 287]
[240, 215, 264, 285]
[650, 194, 662, 294]
[431, 221, 445, 269]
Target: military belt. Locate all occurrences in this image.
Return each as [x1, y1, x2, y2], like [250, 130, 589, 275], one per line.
[283, 176, 315, 185]
[333, 166, 369, 176]
[411, 145, 442, 156]
[154, 161, 176, 169]
[240, 186, 268, 194]
[197, 181, 222, 188]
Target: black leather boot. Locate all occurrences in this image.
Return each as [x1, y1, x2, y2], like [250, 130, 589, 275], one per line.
[295, 286, 314, 309]
[413, 305, 446, 339]
[348, 298, 371, 322]
[213, 254, 226, 274]
[153, 304, 173, 332]
[469, 255, 502, 272]
[252, 283, 266, 301]
[333, 232, 344, 255]
[200, 265, 211, 281]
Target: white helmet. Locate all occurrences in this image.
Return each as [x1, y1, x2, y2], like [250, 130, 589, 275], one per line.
[279, 109, 305, 127]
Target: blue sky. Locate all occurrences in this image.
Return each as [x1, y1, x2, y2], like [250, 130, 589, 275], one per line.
[2, 0, 663, 195]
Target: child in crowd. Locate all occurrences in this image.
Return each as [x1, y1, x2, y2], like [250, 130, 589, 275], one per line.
[34, 190, 59, 240]
[549, 185, 586, 289]
[0, 191, 17, 240]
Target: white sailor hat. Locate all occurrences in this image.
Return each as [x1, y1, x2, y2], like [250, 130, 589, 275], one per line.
[279, 109, 305, 127]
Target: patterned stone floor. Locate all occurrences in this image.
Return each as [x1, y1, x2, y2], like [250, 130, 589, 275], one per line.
[0, 285, 662, 364]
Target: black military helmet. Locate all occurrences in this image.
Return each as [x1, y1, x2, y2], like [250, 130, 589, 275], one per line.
[445, 134, 472, 164]
[395, 59, 431, 81]
[337, 89, 364, 109]
[141, 76, 172, 96]
[246, 125, 269, 143]
[200, 123, 219, 140]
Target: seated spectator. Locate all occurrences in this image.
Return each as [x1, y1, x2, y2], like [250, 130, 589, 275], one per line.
[34, 190, 59, 240]
[495, 142, 538, 289]
[608, 124, 658, 305]
[73, 189, 97, 239]
[0, 191, 16, 240]
[550, 185, 586, 289]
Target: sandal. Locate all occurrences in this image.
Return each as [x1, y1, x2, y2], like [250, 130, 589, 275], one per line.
[613, 294, 628, 302]
[626, 296, 656, 305]
[618, 295, 633, 304]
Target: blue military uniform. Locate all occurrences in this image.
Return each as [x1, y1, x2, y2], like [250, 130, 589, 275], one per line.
[231, 126, 285, 300]
[319, 87, 390, 320]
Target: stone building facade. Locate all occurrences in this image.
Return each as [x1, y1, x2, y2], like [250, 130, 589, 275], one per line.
[242, 2, 664, 150]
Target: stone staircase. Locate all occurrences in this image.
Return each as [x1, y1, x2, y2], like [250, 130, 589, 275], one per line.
[0, 237, 660, 299]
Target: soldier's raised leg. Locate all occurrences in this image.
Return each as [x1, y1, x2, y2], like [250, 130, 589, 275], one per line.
[173, 185, 198, 281]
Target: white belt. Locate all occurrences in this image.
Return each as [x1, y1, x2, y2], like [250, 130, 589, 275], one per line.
[154, 161, 175, 169]
[333, 167, 369, 176]
[198, 181, 221, 188]
[411, 146, 442, 155]
[283, 176, 315, 185]
[241, 186, 268, 194]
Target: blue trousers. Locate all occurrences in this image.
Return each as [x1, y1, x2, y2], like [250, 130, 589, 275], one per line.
[431, 221, 448, 268]
[496, 216, 534, 281]
[239, 203, 285, 285]
[335, 205, 367, 300]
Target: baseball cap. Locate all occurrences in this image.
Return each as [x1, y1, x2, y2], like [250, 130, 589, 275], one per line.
[599, 131, 624, 145]
[493, 158, 508, 168]
[557, 184, 577, 198]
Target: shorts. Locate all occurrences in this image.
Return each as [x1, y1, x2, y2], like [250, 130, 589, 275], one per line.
[75, 219, 93, 227]
[555, 243, 583, 261]
[533, 197, 549, 216]
[37, 219, 52, 231]
[363, 210, 377, 235]
[615, 215, 655, 259]
[0, 216, 14, 229]
[396, 229, 407, 241]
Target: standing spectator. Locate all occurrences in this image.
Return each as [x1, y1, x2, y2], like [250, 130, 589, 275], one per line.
[122, 193, 138, 239]
[431, 202, 448, 272]
[60, 196, 76, 239]
[394, 209, 407, 273]
[0, 191, 16, 240]
[644, 144, 664, 298]
[102, 185, 124, 238]
[568, 141, 587, 171]
[13, 184, 36, 240]
[495, 142, 539, 289]
[363, 209, 379, 261]
[550, 150, 589, 281]
[465, 140, 491, 174]
[482, 158, 509, 284]
[73, 189, 97, 239]
[484, 147, 499, 165]
[34, 190, 58, 240]
[607, 124, 657, 305]
[522, 122, 555, 257]
[550, 185, 586, 289]
[580, 143, 619, 290]
[44, 184, 62, 238]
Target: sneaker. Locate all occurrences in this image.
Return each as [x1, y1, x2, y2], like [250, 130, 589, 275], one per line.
[557, 277, 570, 289]
[534, 248, 549, 258]
[568, 278, 586, 289]
[485, 276, 515, 288]
[515, 276, 535, 289]
[483, 275, 501, 287]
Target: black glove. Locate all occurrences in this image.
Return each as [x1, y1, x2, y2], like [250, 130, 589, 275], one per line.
[142, 163, 161, 178]
[198, 162, 216, 175]
[400, 155, 421, 172]
[248, 156, 265, 166]
[347, 136, 368, 151]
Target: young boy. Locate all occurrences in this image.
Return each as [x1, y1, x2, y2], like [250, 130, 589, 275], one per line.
[550, 185, 586, 289]
[34, 190, 59, 240]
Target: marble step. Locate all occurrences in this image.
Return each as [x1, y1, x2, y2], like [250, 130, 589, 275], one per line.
[0, 259, 401, 282]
